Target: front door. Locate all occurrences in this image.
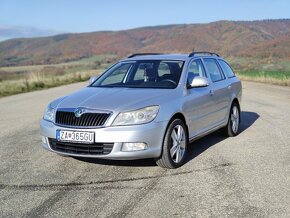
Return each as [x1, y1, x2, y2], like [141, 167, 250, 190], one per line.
[183, 59, 217, 138]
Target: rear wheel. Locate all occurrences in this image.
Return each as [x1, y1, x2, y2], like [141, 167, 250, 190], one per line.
[155, 119, 188, 169]
[222, 102, 240, 137]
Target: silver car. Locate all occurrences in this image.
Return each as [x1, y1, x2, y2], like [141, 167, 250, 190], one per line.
[40, 52, 242, 168]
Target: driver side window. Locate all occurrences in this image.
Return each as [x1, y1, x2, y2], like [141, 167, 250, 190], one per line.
[187, 59, 206, 84]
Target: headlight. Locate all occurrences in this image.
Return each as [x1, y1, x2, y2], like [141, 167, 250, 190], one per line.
[112, 106, 159, 126]
[43, 104, 55, 122]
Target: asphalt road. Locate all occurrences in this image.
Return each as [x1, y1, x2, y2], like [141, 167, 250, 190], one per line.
[0, 81, 289, 217]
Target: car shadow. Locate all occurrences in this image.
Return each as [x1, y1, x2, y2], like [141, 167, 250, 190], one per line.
[74, 111, 259, 168]
[73, 156, 157, 167]
[185, 111, 259, 164]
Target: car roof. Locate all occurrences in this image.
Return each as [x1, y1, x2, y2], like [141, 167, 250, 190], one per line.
[120, 53, 223, 62]
[121, 54, 189, 61]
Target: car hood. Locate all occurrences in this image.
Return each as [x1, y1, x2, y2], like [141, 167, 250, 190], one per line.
[54, 87, 178, 112]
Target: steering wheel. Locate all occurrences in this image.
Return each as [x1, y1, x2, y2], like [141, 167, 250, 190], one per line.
[162, 79, 177, 86]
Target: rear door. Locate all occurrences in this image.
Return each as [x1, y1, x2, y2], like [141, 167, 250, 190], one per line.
[218, 59, 241, 99]
[202, 58, 231, 126]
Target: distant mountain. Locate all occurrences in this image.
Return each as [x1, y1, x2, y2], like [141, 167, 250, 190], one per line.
[0, 19, 290, 66]
[0, 25, 63, 41]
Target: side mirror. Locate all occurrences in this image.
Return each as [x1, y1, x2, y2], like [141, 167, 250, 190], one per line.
[188, 76, 209, 88]
[89, 76, 98, 85]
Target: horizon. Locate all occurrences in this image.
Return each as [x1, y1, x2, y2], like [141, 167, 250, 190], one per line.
[1, 18, 290, 42]
[3, 17, 290, 32]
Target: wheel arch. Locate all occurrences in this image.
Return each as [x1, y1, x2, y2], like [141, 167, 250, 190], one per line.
[169, 112, 188, 133]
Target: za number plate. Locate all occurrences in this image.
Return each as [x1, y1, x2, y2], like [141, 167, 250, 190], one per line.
[56, 130, 94, 144]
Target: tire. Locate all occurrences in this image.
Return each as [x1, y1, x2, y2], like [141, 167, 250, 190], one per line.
[155, 119, 188, 169]
[222, 102, 240, 137]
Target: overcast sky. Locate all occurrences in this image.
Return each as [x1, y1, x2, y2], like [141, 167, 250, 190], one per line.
[1, 0, 290, 32]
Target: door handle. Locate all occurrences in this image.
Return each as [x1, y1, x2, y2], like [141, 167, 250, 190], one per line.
[209, 90, 214, 96]
[228, 85, 232, 90]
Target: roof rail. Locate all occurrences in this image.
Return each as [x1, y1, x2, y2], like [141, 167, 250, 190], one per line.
[188, 51, 220, 57]
[127, 53, 164, 58]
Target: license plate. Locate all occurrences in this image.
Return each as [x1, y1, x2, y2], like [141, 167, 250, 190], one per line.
[56, 130, 94, 144]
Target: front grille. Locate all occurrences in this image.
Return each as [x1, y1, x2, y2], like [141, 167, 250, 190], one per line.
[55, 111, 110, 127]
[48, 138, 114, 155]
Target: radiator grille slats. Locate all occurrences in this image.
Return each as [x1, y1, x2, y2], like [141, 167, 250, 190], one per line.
[48, 138, 114, 155]
[55, 111, 110, 127]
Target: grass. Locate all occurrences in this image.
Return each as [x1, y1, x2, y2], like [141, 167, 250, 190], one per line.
[0, 54, 116, 77]
[0, 55, 117, 97]
[0, 70, 103, 97]
[236, 70, 290, 86]
[228, 56, 290, 71]
[228, 56, 290, 86]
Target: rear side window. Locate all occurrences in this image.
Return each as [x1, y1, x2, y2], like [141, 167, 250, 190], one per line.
[219, 60, 235, 78]
[203, 58, 224, 82]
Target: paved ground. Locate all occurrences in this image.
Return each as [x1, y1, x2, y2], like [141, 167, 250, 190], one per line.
[0, 81, 289, 218]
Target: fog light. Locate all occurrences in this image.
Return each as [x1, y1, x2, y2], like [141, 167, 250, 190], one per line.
[121, 142, 147, 151]
[41, 136, 47, 144]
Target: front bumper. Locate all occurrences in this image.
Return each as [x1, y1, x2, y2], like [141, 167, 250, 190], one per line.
[40, 119, 168, 160]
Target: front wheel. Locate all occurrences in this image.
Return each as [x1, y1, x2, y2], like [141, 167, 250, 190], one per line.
[155, 119, 188, 169]
[222, 102, 240, 137]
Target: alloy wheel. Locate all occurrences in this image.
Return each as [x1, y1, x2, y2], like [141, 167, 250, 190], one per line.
[231, 105, 239, 133]
[170, 125, 186, 163]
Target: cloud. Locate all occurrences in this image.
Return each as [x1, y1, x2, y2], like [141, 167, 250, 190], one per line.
[0, 25, 64, 41]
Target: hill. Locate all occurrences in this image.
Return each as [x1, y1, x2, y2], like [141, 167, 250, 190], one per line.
[0, 19, 290, 66]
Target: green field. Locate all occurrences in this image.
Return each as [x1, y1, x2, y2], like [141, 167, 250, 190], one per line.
[229, 57, 290, 86]
[236, 71, 290, 86]
[237, 70, 290, 79]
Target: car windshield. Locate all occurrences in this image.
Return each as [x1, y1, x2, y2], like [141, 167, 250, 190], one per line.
[91, 60, 184, 89]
